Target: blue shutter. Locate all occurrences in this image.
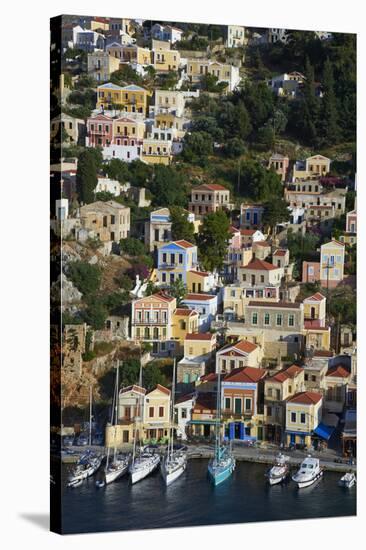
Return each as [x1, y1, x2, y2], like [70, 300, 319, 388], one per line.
[239, 422, 245, 440]
[229, 422, 235, 440]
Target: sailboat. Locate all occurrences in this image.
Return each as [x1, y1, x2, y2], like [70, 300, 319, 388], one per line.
[96, 363, 129, 488]
[129, 362, 160, 484]
[161, 359, 188, 486]
[207, 370, 236, 486]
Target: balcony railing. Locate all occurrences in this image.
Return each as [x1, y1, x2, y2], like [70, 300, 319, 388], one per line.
[133, 320, 167, 325]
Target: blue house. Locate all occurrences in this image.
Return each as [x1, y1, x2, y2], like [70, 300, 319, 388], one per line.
[181, 293, 218, 332]
[157, 240, 197, 286]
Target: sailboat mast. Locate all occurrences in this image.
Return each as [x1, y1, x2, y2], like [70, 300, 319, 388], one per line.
[170, 358, 176, 460]
[114, 362, 119, 463]
[89, 385, 92, 446]
[132, 359, 143, 466]
[215, 371, 221, 461]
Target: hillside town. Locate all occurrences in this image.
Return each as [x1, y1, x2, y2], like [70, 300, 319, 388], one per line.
[51, 16, 356, 469]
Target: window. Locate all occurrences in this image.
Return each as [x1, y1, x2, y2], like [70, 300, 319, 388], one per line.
[288, 314, 294, 327]
[260, 275, 265, 283]
[267, 388, 273, 397]
[222, 359, 226, 370]
[291, 412, 296, 423]
[245, 398, 252, 411]
[159, 407, 164, 417]
[181, 408, 187, 419]
[264, 313, 270, 326]
[179, 254, 183, 264]
[311, 375, 316, 382]
[305, 373, 309, 381]
[234, 398, 242, 414]
[252, 313, 258, 325]
[224, 397, 231, 410]
[300, 413, 306, 424]
[276, 314, 282, 326]
[149, 407, 154, 417]
[267, 406, 272, 417]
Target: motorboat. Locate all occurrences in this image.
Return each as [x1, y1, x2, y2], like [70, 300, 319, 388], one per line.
[338, 472, 356, 488]
[292, 456, 323, 488]
[266, 453, 290, 485]
[67, 477, 83, 488]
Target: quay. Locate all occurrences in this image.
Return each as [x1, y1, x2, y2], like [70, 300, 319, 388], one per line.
[60, 443, 356, 473]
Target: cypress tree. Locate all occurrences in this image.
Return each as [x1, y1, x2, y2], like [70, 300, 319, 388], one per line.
[76, 150, 98, 205]
[301, 57, 319, 144]
[320, 58, 340, 145]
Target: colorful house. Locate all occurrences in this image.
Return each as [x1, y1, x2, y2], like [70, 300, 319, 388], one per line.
[237, 258, 283, 287]
[303, 292, 331, 351]
[186, 270, 216, 294]
[320, 240, 345, 287]
[268, 153, 289, 182]
[264, 365, 304, 443]
[216, 339, 262, 373]
[292, 154, 331, 181]
[325, 365, 351, 414]
[285, 391, 323, 447]
[97, 82, 150, 114]
[177, 332, 216, 384]
[175, 393, 196, 440]
[240, 204, 264, 229]
[221, 367, 267, 441]
[172, 308, 199, 352]
[157, 240, 198, 286]
[188, 184, 231, 217]
[181, 293, 218, 331]
[143, 385, 171, 442]
[131, 292, 176, 356]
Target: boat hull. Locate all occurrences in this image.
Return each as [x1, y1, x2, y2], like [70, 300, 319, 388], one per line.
[129, 455, 160, 485]
[161, 459, 187, 486]
[292, 470, 323, 488]
[208, 458, 235, 486]
[268, 474, 287, 486]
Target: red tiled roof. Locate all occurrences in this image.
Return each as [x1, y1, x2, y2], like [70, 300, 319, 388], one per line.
[253, 241, 271, 247]
[304, 320, 329, 330]
[174, 240, 195, 248]
[273, 249, 287, 256]
[224, 366, 266, 383]
[248, 301, 301, 309]
[175, 392, 195, 405]
[119, 385, 146, 395]
[199, 373, 217, 382]
[152, 384, 171, 395]
[175, 308, 197, 316]
[188, 270, 209, 277]
[185, 332, 214, 341]
[313, 350, 333, 357]
[184, 293, 216, 301]
[153, 292, 175, 302]
[194, 392, 216, 411]
[326, 365, 350, 378]
[229, 226, 240, 233]
[243, 258, 278, 271]
[267, 365, 302, 383]
[193, 183, 227, 192]
[286, 365, 303, 377]
[240, 229, 256, 236]
[305, 292, 326, 302]
[287, 391, 322, 405]
[220, 339, 258, 356]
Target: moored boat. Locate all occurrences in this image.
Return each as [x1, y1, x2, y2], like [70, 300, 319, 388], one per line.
[338, 472, 356, 488]
[292, 456, 323, 488]
[266, 453, 290, 485]
[130, 448, 160, 484]
[161, 359, 188, 486]
[207, 370, 235, 486]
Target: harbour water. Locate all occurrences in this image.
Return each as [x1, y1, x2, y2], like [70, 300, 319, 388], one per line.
[62, 459, 356, 534]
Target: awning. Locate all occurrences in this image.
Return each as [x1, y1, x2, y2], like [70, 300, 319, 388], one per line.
[313, 423, 335, 441]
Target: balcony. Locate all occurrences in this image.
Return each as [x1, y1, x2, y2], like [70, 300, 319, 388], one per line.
[133, 319, 167, 325]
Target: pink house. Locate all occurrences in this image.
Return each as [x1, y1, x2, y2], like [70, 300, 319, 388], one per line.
[346, 209, 357, 233]
[269, 153, 289, 182]
[86, 114, 113, 147]
[302, 261, 320, 284]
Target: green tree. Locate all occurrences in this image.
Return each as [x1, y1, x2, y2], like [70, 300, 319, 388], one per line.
[128, 159, 153, 187]
[168, 278, 187, 306]
[76, 150, 98, 204]
[67, 261, 101, 296]
[150, 165, 188, 207]
[319, 58, 340, 145]
[197, 210, 231, 271]
[223, 138, 246, 158]
[262, 198, 290, 235]
[143, 362, 167, 391]
[301, 57, 319, 144]
[82, 300, 108, 330]
[182, 131, 213, 165]
[120, 237, 146, 257]
[170, 206, 195, 242]
[105, 158, 130, 182]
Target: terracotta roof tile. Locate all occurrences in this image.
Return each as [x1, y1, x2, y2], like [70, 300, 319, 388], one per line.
[184, 293, 216, 302]
[287, 391, 322, 405]
[185, 332, 214, 341]
[243, 259, 278, 271]
[224, 366, 266, 383]
[174, 240, 195, 248]
[175, 308, 198, 316]
[326, 365, 350, 378]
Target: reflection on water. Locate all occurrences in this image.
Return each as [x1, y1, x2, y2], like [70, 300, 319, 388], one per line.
[61, 460, 356, 534]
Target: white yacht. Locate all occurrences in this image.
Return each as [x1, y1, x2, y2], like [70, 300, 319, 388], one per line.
[338, 472, 356, 488]
[292, 456, 323, 488]
[266, 454, 290, 485]
[161, 359, 188, 486]
[129, 448, 161, 484]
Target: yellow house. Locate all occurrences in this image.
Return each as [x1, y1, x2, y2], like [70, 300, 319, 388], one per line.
[106, 384, 146, 448]
[152, 40, 181, 72]
[184, 332, 216, 359]
[87, 51, 120, 83]
[97, 82, 151, 115]
[112, 116, 145, 143]
[142, 138, 172, 165]
[264, 365, 304, 443]
[154, 113, 187, 139]
[320, 240, 345, 287]
[186, 270, 215, 293]
[172, 308, 199, 352]
[303, 292, 326, 323]
[107, 43, 152, 66]
[293, 154, 331, 181]
[285, 391, 323, 447]
[143, 385, 171, 442]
